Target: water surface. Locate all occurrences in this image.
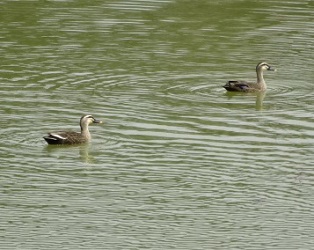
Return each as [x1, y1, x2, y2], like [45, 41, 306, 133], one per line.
[1, 0, 314, 249]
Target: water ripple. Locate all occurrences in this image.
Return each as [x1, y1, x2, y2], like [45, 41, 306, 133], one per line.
[1, 1, 314, 249]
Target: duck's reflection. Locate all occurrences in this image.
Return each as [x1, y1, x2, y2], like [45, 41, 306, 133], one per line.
[224, 90, 266, 110]
[255, 91, 266, 110]
[79, 143, 96, 164]
[44, 143, 96, 164]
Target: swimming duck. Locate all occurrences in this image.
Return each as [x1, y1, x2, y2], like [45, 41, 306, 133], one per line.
[223, 62, 275, 92]
[43, 115, 102, 145]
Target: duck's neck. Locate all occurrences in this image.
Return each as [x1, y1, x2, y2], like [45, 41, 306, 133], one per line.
[81, 124, 91, 140]
[256, 69, 267, 90]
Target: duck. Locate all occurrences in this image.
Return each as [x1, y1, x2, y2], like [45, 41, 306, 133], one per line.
[43, 115, 102, 145]
[223, 62, 276, 92]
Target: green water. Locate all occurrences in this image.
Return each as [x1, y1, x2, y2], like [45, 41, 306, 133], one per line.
[1, 0, 314, 249]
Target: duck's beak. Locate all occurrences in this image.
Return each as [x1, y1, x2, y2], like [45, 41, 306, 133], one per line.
[93, 119, 103, 124]
[268, 66, 276, 72]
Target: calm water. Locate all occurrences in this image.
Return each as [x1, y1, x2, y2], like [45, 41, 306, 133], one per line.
[1, 0, 314, 249]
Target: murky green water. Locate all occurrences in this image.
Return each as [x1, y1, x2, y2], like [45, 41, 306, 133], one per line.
[1, 0, 314, 249]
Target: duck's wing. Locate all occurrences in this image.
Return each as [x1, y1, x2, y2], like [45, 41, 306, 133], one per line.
[223, 80, 251, 92]
[43, 131, 80, 144]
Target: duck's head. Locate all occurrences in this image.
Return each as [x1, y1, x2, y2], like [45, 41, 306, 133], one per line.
[256, 62, 276, 72]
[80, 115, 102, 126]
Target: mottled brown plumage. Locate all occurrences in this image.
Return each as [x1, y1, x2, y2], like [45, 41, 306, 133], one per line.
[43, 115, 102, 145]
[223, 62, 275, 92]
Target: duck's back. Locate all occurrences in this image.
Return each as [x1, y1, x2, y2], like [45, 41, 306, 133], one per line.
[43, 131, 86, 145]
[223, 80, 252, 92]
